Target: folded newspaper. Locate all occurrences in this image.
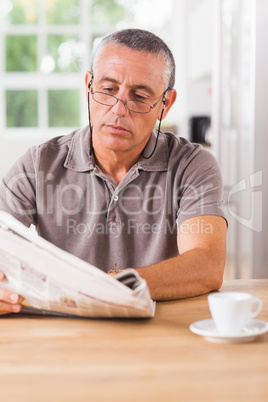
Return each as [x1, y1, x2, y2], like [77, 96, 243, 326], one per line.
[0, 211, 155, 318]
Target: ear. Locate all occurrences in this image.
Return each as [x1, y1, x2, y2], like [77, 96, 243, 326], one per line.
[85, 71, 93, 100]
[158, 89, 177, 120]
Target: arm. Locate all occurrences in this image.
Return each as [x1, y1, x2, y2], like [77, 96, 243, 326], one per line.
[135, 215, 227, 301]
[0, 147, 37, 227]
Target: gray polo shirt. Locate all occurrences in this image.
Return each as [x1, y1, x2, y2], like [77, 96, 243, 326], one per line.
[0, 126, 225, 272]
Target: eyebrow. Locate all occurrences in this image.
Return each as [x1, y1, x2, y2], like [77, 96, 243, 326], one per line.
[97, 76, 156, 97]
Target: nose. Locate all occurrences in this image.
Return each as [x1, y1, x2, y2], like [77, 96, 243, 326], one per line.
[111, 98, 128, 117]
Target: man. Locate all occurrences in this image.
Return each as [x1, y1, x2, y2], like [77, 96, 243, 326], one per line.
[0, 29, 227, 315]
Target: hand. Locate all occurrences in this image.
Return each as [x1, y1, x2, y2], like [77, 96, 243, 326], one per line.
[107, 271, 117, 276]
[107, 264, 123, 276]
[0, 271, 24, 315]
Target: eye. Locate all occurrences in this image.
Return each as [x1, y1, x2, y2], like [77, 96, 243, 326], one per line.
[133, 93, 147, 101]
[102, 87, 116, 94]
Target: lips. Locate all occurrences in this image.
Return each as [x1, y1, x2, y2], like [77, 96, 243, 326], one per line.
[104, 124, 131, 135]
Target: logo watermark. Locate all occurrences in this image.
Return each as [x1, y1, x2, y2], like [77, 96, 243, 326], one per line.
[3, 169, 263, 233]
[227, 170, 262, 232]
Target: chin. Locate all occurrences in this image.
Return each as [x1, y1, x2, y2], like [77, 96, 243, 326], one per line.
[103, 138, 132, 152]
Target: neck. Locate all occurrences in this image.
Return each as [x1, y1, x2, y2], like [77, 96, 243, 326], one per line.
[93, 148, 141, 184]
[91, 127, 152, 183]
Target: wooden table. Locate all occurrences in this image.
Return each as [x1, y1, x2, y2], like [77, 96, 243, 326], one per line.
[0, 279, 267, 402]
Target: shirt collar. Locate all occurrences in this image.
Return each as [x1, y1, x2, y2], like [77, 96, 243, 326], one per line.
[64, 126, 94, 171]
[64, 126, 168, 172]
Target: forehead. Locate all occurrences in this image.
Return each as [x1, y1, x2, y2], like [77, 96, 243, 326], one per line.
[93, 44, 167, 91]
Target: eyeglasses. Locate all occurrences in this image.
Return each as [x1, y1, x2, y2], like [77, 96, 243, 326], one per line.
[90, 89, 168, 114]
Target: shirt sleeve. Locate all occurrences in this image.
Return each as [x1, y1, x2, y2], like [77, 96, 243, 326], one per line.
[176, 147, 226, 226]
[0, 146, 38, 227]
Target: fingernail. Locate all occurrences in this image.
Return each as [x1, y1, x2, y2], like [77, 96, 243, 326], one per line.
[10, 293, 19, 303]
[12, 304, 21, 313]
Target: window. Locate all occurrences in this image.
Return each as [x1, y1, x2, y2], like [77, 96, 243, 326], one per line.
[0, 0, 174, 138]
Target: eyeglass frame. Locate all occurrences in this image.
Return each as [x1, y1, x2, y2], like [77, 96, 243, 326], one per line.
[87, 76, 169, 159]
[89, 78, 170, 114]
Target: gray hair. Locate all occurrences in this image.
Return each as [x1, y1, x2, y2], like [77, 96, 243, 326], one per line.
[91, 29, 175, 89]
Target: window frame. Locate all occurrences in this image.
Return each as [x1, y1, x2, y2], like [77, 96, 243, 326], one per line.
[0, 0, 176, 139]
[0, 0, 95, 138]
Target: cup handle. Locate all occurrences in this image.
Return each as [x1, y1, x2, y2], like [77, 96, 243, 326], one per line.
[250, 297, 263, 318]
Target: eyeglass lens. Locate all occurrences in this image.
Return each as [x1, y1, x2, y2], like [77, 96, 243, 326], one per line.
[92, 92, 154, 113]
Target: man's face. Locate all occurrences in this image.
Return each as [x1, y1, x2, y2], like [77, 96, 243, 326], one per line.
[86, 44, 175, 157]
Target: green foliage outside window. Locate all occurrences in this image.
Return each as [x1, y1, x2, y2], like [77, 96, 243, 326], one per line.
[6, 90, 38, 127]
[46, 0, 80, 24]
[6, 35, 37, 72]
[48, 90, 80, 127]
[6, 0, 37, 24]
[47, 35, 82, 73]
[91, 0, 125, 25]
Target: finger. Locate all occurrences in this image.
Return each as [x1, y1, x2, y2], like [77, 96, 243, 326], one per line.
[0, 301, 22, 315]
[0, 288, 24, 304]
[0, 272, 6, 281]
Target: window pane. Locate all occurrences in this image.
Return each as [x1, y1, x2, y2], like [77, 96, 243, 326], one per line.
[6, 90, 38, 127]
[48, 90, 80, 127]
[46, 35, 83, 73]
[91, 0, 125, 25]
[6, 35, 37, 72]
[46, 0, 80, 24]
[3, 0, 37, 24]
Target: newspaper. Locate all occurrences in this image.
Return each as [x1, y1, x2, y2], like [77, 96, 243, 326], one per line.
[0, 211, 155, 318]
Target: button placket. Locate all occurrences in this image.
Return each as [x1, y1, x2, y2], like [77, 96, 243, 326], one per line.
[108, 193, 119, 223]
[101, 166, 141, 223]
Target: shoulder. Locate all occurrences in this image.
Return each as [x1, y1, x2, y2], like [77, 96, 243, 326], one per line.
[30, 126, 89, 167]
[162, 131, 218, 170]
[36, 126, 86, 151]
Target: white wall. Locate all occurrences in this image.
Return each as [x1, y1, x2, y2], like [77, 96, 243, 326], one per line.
[250, 0, 268, 278]
[185, 0, 214, 139]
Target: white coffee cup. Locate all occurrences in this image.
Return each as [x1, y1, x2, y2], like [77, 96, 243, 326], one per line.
[208, 292, 263, 335]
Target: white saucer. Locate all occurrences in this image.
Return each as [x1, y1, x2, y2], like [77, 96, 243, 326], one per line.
[189, 319, 268, 343]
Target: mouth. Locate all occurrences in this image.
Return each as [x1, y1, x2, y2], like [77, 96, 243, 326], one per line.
[104, 124, 131, 135]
